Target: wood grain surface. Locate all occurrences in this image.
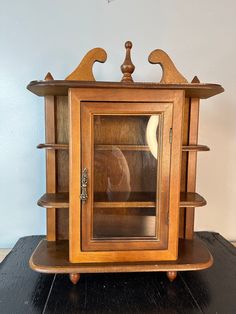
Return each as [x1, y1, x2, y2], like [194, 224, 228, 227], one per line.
[148, 49, 188, 84]
[1, 232, 235, 313]
[65, 48, 107, 81]
[27, 80, 224, 99]
[29, 236, 213, 273]
[44, 80, 56, 241]
[69, 89, 184, 262]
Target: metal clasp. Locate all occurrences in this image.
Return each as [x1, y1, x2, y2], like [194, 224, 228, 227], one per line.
[80, 168, 88, 202]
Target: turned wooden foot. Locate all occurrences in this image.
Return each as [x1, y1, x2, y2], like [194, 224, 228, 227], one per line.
[69, 273, 80, 285]
[166, 271, 177, 282]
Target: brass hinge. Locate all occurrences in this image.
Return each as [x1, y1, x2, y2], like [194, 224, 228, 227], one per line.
[166, 210, 169, 225]
[169, 128, 173, 144]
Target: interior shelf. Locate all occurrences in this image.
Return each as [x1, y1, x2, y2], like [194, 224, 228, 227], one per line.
[37, 143, 209, 152]
[37, 192, 206, 209]
[95, 145, 150, 151]
[29, 236, 213, 274]
[37, 143, 69, 150]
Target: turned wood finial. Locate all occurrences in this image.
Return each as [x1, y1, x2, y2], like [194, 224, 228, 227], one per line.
[121, 41, 135, 82]
[166, 271, 177, 282]
[44, 72, 54, 81]
[69, 273, 80, 285]
[148, 49, 188, 84]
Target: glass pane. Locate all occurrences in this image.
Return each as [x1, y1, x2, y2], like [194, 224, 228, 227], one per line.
[93, 208, 156, 238]
[93, 115, 160, 239]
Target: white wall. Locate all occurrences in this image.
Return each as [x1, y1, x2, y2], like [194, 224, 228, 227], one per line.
[1, 0, 236, 247]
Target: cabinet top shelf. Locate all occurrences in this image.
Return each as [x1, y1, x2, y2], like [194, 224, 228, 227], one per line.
[27, 80, 224, 99]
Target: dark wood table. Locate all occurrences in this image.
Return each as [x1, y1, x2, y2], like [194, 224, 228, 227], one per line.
[0, 232, 235, 313]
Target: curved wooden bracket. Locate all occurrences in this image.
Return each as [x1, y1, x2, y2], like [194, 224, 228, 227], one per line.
[148, 49, 188, 84]
[65, 48, 107, 81]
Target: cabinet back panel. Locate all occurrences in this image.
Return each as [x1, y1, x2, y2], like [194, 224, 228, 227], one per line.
[94, 150, 157, 194]
[94, 115, 158, 195]
[94, 116, 149, 145]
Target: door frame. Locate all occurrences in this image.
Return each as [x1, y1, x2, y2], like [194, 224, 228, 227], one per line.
[81, 102, 171, 251]
[69, 88, 184, 263]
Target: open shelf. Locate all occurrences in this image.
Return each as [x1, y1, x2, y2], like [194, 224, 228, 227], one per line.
[37, 192, 206, 209]
[37, 143, 209, 152]
[37, 143, 69, 150]
[37, 193, 69, 208]
[179, 192, 207, 207]
[182, 145, 210, 152]
[96, 144, 210, 152]
[29, 236, 213, 274]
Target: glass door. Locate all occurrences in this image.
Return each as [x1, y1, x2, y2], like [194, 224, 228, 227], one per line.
[81, 102, 173, 252]
[93, 115, 158, 238]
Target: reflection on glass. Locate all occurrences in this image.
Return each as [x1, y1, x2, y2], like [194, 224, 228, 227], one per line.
[106, 147, 131, 201]
[146, 115, 159, 159]
[93, 115, 160, 239]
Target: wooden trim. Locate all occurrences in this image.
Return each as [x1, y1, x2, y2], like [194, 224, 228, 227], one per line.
[185, 98, 200, 239]
[95, 144, 150, 151]
[179, 98, 190, 238]
[45, 95, 57, 241]
[168, 91, 183, 258]
[37, 143, 68, 150]
[148, 49, 188, 84]
[27, 80, 224, 99]
[182, 145, 209, 152]
[69, 90, 81, 262]
[180, 192, 206, 207]
[81, 102, 171, 252]
[65, 48, 107, 81]
[38, 193, 69, 208]
[93, 202, 155, 208]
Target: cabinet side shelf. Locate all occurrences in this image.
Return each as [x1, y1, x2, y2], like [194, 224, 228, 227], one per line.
[37, 143, 69, 150]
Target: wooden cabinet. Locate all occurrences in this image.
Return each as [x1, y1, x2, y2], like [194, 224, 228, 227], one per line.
[28, 42, 224, 284]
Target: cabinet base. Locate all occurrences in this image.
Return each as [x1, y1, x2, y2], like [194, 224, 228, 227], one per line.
[29, 237, 213, 275]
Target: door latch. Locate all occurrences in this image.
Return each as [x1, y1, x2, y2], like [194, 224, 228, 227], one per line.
[80, 168, 88, 202]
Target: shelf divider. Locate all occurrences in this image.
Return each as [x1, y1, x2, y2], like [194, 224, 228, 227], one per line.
[37, 143, 69, 150]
